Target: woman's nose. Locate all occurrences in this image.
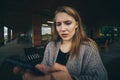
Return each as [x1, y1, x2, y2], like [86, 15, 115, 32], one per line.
[61, 24, 66, 31]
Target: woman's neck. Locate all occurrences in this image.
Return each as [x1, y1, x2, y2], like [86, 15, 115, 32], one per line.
[61, 40, 72, 53]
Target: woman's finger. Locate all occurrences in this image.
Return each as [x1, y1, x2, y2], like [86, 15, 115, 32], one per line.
[49, 63, 70, 75]
[35, 64, 46, 72]
[48, 63, 65, 72]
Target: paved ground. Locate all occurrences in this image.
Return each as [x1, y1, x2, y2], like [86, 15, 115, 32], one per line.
[99, 40, 120, 80]
[0, 39, 120, 80]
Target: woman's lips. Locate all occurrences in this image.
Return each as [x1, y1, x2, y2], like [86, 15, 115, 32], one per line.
[61, 34, 68, 38]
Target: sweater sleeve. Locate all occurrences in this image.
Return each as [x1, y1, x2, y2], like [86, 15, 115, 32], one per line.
[41, 42, 56, 68]
[41, 42, 51, 68]
[74, 45, 108, 80]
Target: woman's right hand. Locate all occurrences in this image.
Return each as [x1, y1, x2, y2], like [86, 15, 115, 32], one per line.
[13, 64, 46, 74]
[13, 64, 50, 80]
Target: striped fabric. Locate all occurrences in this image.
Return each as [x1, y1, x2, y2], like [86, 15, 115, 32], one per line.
[41, 41, 108, 80]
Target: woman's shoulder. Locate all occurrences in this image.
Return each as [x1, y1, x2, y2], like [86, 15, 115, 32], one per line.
[82, 38, 97, 46]
[82, 38, 98, 52]
[46, 41, 55, 47]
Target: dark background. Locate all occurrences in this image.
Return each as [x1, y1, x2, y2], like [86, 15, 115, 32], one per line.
[1, 0, 120, 32]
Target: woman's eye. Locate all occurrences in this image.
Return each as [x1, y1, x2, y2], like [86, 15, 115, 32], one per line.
[65, 22, 71, 25]
[64, 21, 72, 25]
[56, 22, 61, 26]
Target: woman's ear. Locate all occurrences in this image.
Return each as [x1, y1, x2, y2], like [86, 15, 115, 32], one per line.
[75, 22, 78, 29]
[75, 25, 78, 29]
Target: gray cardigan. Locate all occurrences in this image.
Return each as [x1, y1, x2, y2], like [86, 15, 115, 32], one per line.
[41, 41, 108, 80]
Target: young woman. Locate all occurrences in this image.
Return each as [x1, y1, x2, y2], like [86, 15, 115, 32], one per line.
[14, 6, 108, 80]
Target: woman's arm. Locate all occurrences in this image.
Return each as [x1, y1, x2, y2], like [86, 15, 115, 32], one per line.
[41, 41, 57, 67]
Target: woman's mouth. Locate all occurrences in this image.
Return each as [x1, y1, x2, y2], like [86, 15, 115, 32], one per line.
[61, 34, 68, 38]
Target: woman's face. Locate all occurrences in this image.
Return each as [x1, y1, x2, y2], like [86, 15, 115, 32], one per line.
[55, 12, 78, 41]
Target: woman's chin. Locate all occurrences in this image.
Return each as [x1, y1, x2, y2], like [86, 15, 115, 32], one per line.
[62, 38, 72, 41]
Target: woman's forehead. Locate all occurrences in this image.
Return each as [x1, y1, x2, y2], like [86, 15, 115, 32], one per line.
[55, 12, 75, 22]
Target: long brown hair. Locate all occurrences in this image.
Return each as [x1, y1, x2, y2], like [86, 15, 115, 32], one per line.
[52, 6, 97, 58]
